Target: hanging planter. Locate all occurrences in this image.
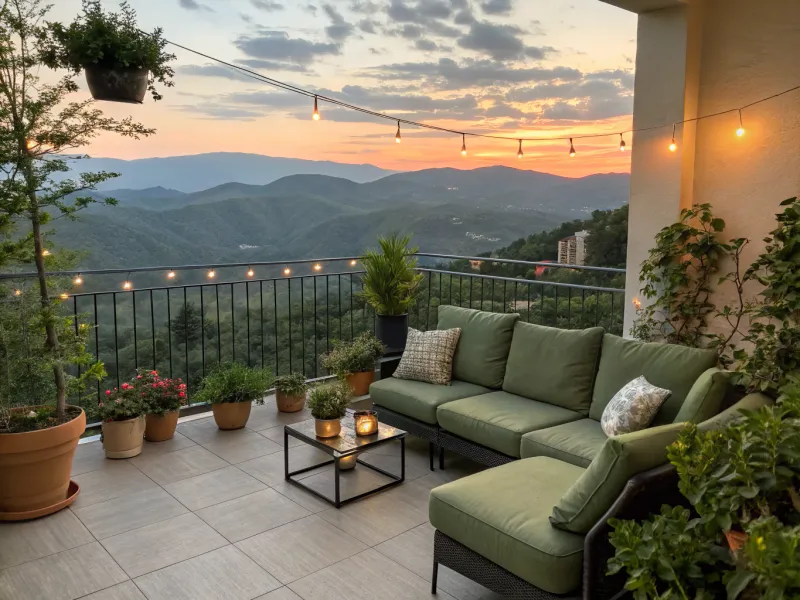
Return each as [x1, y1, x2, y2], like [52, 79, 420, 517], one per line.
[41, 0, 175, 103]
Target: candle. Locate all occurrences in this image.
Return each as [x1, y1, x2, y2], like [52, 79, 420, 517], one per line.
[354, 410, 378, 436]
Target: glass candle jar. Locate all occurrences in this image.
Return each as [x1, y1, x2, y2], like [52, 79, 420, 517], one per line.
[353, 410, 378, 436]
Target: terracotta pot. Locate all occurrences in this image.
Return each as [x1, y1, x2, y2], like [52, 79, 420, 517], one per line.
[102, 416, 145, 459]
[725, 529, 749, 552]
[276, 392, 305, 413]
[315, 418, 342, 438]
[0, 406, 85, 520]
[145, 410, 179, 442]
[346, 371, 374, 397]
[85, 65, 148, 104]
[212, 402, 252, 430]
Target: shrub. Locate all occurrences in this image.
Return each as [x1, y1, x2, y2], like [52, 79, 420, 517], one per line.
[135, 369, 186, 415]
[192, 362, 272, 405]
[274, 373, 307, 397]
[360, 233, 423, 316]
[97, 382, 147, 422]
[307, 380, 351, 420]
[322, 332, 384, 376]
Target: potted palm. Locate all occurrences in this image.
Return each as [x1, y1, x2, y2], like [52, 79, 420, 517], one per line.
[360, 233, 423, 353]
[41, 0, 175, 103]
[99, 383, 148, 458]
[194, 363, 272, 430]
[139, 370, 187, 442]
[322, 332, 385, 396]
[274, 373, 307, 413]
[307, 380, 352, 438]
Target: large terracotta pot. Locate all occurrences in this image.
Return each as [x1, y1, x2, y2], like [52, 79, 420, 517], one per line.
[102, 416, 145, 459]
[315, 418, 342, 438]
[346, 371, 374, 397]
[276, 392, 305, 413]
[145, 410, 179, 442]
[212, 402, 252, 430]
[0, 406, 85, 520]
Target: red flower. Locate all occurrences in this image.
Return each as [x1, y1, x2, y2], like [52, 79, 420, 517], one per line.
[121, 383, 129, 390]
[105, 390, 111, 396]
[151, 370, 158, 375]
[137, 375, 142, 379]
[152, 383, 158, 388]
[179, 391, 185, 398]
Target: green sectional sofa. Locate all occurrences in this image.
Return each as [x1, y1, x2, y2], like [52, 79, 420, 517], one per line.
[369, 305, 767, 599]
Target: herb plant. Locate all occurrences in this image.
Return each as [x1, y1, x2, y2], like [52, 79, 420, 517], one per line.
[193, 362, 272, 405]
[307, 380, 351, 420]
[274, 373, 307, 398]
[360, 233, 424, 316]
[322, 332, 384, 376]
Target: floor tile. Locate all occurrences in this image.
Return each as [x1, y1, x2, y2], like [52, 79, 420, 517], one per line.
[72, 461, 158, 509]
[297, 464, 395, 504]
[245, 403, 313, 433]
[164, 465, 267, 511]
[0, 508, 94, 570]
[288, 548, 457, 600]
[80, 581, 147, 600]
[0, 542, 128, 600]
[269, 480, 336, 513]
[202, 430, 283, 464]
[196, 488, 310, 542]
[101, 513, 227, 578]
[258, 426, 304, 448]
[254, 588, 303, 600]
[71, 441, 109, 476]
[361, 444, 430, 480]
[238, 445, 330, 486]
[130, 445, 229, 485]
[73, 487, 189, 540]
[134, 545, 280, 600]
[175, 417, 222, 445]
[236, 515, 367, 584]
[137, 432, 197, 457]
[375, 523, 503, 600]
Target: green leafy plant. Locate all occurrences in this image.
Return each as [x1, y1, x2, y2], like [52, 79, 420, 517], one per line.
[97, 381, 147, 422]
[273, 373, 307, 397]
[307, 380, 351, 420]
[322, 332, 384, 376]
[41, 0, 175, 101]
[360, 233, 424, 316]
[193, 362, 272, 405]
[135, 369, 187, 415]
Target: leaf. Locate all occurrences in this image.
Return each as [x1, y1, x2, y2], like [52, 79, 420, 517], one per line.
[726, 571, 756, 599]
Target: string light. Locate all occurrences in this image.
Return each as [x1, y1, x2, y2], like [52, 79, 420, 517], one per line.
[283, 266, 291, 276]
[41, 249, 50, 257]
[122, 273, 132, 290]
[350, 259, 357, 266]
[669, 123, 678, 152]
[569, 138, 576, 158]
[736, 109, 745, 137]
[395, 121, 401, 144]
[73, 274, 83, 285]
[461, 134, 467, 156]
[517, 139, 523, 159]
[312, 95, 321, 120]
[207, 269, 216, 279]
[60, 292, 69, 300]
[167, 270, 176, 279]
[247, 267, 255, 277]
[13, 289, 21, 297]
[313, 263, 322, 272]
[619, 133, 626, 151]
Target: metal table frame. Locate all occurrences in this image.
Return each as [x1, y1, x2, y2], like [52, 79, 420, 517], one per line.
[284, 424, 407, 508]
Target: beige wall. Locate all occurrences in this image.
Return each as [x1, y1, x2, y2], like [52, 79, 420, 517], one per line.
[623, 0, 800, 334]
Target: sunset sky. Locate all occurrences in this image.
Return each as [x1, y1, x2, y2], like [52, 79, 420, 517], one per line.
[50, 0, 637, 177]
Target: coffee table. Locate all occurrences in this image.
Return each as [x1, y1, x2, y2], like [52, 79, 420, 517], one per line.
[284, 412, 407, 508]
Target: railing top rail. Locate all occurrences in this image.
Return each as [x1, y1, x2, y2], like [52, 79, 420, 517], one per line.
[418, 268, 625, 293]
[415, 253, 626, 274]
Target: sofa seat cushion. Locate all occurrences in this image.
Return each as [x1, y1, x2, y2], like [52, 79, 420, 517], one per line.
[430, 457, 586, 595]
[370, 377, 490, 425]
[436, 391, 583, 458]
[521, 419, 608, 467]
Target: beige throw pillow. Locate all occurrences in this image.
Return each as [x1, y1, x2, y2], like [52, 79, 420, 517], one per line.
[600, 376, 671, 436]
[392, 328, 461, 385]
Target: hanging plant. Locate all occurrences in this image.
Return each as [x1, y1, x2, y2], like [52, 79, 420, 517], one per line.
[41, 0, 175, 103]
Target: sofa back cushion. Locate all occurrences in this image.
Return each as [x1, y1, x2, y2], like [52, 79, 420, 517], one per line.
[673, 368, 730, 424]
[550, 423, 685, 533]
[589, 335, 718, 425]
[437, 306, 519, 389]
[503, 322, 603, 414]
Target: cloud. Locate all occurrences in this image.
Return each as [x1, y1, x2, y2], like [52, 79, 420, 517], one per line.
[457, 21, 551, 61]
[250, 0, 283, 10]
[323, 4, 355, 41]
[454, 7, 476, 24]
[234, 30, 340, 65]
[540, 96, 633, 120]
[415, 39, 439, 51]
[236, 58, 312, 73]
[176, 64, 256, 82]
[385, 0, 462, 37]
[176, 104, 264, 121]
[358, 19, 379, 33]
[480, 0, 512, 15]
[178, 0, 213, 11]
[349, 0, 381, 12]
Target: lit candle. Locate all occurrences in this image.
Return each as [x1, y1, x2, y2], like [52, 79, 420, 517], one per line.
[354, 411, 378, 436]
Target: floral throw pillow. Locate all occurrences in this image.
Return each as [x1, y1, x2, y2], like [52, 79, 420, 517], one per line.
[392, 328, 462, 386]
[600, 376, 672, 436]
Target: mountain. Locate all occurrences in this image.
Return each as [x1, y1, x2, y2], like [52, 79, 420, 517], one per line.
[58, 152, 395, 193]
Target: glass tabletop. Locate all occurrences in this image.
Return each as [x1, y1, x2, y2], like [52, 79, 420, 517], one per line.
[286, 413, 406, 453]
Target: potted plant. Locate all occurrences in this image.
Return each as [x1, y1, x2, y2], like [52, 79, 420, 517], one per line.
[193, 363, 272, 430]
[274, 373, 307, 413]
[307, 380, 352, 438]
[138, 370, 187, 442]
[41, 0, 175, 103]
[360, 233, 423, 353]
[322, 332, 385, 396]
[99, 383, 147, 458]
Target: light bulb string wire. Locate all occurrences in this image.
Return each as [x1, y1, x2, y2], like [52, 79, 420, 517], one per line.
[155, 33, 800, 145]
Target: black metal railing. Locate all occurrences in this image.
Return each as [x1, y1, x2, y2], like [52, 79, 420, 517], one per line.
[0, 254, 625, 424]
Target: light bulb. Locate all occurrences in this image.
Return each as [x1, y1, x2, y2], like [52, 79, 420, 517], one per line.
[669, 139, 677, 152]
[568, 138, 576, 158]
[73, 275, 83, 285]
[632, 297, 642, 310]
[619, 133, 626, 151]
[283, 267, 291, 276]
[350, 259, 357, 266]
[395, 122, 401, 144]
[13, 289, 21, 297]
[60, 292, 69, 300]
[26, 139, 37, 150]
[207, 269, 216, 279]
[517, 139, 523, 159]
[736, 127, 745, 137]
[41, 249, 50, 256]
[313, 263, 322, 272]
[460, 134, 467, 156]
[247, 268, 255, 277]
[312, 96, 320, 121]
[123, 280, 132, 290]
[167, 270, 176, 279]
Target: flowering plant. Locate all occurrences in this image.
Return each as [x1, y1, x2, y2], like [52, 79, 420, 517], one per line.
[97, 381, 147, 422]
[135, 369, 187, 415]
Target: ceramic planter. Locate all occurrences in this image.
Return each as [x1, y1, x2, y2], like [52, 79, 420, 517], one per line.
[346, 371, 374, 397]
[102, 416, 146, 459]
[376, 314, 408, 354]
[0, 406, 85, 521]
[212, 402, 252, 430]
[145, 410, 179, 442]
[276, 392, 305, 413]
[314, 418, 342, 438]
[85, 65, 149, 103]
[338, 453, 358, 470]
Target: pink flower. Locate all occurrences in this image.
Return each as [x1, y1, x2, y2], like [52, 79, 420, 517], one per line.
[151, 370, 158, 375]
[115, 399, 121, 404]
[179, 391, 185, 398]
[137, 375, 142, 379]
[152, 383, 158, 388]
[121, 383, 129, 389]
[105, 390, 111, 396]
[98, 402, 104, 408]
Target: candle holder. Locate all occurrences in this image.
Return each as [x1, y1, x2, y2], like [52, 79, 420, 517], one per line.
[353, 410, 378, 436]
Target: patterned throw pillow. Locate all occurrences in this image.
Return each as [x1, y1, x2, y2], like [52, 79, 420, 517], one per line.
[393, 328, 462, 386]
[600, 376, 672, 436]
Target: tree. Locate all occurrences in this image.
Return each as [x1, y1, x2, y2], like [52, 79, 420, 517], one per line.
[0, 0, 154, 418]
[170, 302, 216, 346]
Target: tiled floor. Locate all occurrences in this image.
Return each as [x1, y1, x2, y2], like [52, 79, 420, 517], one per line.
[0, 398, 503, 600]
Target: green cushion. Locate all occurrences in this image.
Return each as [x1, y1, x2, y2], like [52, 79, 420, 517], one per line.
[430, 457, 586, 595]
[589, 335, 718, 424]
[436, 391, 583, 458]
[698, 392, 774, 431]
[503, 322, 604, 414]
[674, 368, 730, 424]
[370, 378, 490, 425]
[437, 305, 519, 389]
[521, 419, 608, 467]
[551, 423, 685, 534]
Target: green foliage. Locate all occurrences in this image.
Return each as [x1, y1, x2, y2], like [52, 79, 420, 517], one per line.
[321, 331, 384, 376]
[306, 379, 351, 420]
[273, 373, 307, 397]
[193, 362, 272, 405]
[41, 0, 175, 101]
[360, 232, 424, 316]
[97, 380, 146, 422]
[134, 369, 186, 415]
[170, 302, 215, 346]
